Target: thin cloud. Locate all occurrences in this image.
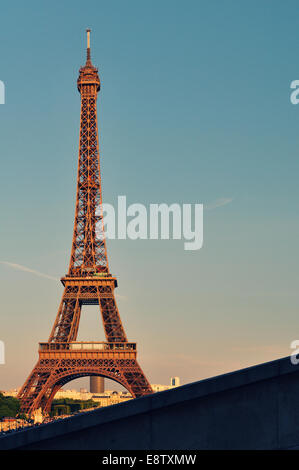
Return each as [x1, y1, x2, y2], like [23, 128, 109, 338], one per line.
[205, 198, 233, 210]
[0, 261, 59, 281]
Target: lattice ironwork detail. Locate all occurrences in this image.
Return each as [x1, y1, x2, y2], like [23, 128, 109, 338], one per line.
[18, 31, 152, 417]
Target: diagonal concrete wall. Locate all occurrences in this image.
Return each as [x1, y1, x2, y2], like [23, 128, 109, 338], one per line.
[1, 355, 299, 450]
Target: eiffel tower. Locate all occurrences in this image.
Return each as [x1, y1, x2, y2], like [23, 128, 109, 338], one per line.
[18, 30, 153, 417]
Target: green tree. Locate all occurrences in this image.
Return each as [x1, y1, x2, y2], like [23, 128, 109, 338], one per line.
[0, 394, 20, 418]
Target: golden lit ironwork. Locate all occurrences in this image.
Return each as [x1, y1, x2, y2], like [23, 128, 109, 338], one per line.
[18, 30, 152, 416]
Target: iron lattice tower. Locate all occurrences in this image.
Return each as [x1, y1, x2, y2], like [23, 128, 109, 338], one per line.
[18, 30, 153, 416]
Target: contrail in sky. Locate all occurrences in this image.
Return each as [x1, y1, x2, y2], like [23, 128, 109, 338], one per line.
[0, 261, 59, 281]
[205, 198, 233, 210]
[0, 261, 128, 299]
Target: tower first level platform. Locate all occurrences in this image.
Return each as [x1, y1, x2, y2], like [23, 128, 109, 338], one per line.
[19, 341, 149, 416]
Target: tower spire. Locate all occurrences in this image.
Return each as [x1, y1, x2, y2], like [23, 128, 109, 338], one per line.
[86, 28, 91, 65]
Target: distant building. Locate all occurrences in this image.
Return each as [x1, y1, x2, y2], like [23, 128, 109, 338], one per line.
[54, 389, 92, 400]
[170, 377, 180, 387]
[151, 384, 170, 392]
[91, 391, 132, 407]
[90, 376, 104, 394]
[2, 389, 19, 398]
[0, 418, 27, 432]
[151, 376, 181, 393]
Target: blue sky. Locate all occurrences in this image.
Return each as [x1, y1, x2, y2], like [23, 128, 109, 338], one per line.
[0, 0, 299, 390]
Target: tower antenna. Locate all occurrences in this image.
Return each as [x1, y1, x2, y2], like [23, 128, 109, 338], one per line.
[86, 28, 91, 64]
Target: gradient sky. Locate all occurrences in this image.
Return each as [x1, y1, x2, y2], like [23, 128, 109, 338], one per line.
[0, 0, 299, 391]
